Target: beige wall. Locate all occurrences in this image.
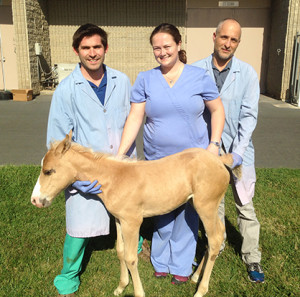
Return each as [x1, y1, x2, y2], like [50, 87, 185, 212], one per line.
[47, 0, 186, 84]
[12, 0, 51, 95]
[186, 0, 271, 93]
[12, 0, 31, 91]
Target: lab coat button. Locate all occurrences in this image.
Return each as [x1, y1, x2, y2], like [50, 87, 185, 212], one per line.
[103, 109, 107, 113]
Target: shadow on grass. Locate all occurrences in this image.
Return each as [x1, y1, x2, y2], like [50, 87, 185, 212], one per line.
[195, 217, 243, 264]
[80, 215, 154, 276]
[80, 210, 243, 283]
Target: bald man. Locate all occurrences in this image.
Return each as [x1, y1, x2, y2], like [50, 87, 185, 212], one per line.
[193, 18, 264, 283]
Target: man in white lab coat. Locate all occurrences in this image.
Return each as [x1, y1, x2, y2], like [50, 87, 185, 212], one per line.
[193, 18, 264, 283]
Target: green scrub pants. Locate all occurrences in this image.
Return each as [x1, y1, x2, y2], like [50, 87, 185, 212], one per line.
[54, 234, 144, 294]
[54, 234, 89, 295]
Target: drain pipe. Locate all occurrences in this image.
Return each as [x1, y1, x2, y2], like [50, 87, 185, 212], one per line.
[0, 27, 6, 91]
[291, 33, 300, 107]
[298, 34, 300, 108]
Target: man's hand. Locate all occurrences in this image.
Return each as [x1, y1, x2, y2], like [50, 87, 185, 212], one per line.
[232, 152, 243, 168]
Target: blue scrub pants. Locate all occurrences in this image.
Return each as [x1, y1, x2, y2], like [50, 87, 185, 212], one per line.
[54, 234, 89, 295]
[151, 202, 199, 277]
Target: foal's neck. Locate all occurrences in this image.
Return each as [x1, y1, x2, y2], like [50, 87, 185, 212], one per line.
[71, 146, 108, 180]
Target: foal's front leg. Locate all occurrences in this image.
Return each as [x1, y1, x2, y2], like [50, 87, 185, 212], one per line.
[114, 218, 130, 296]
[121, 219, 145, 297]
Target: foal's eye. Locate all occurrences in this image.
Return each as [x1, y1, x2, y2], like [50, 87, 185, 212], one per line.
[43, 169, 55, 176]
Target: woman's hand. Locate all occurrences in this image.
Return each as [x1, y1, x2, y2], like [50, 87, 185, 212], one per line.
[207, 142, 220, 156]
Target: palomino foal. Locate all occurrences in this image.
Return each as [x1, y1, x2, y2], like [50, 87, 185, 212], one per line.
[31, 135, 239, 297]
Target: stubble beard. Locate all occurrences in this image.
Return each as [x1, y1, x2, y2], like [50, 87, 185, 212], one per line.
[214, 49, 234, 64]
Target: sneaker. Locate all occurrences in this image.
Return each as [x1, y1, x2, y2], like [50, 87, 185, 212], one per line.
[247, 263, 265, 283]
[154, 272, 168, 278]
[171, 275, 189, 285]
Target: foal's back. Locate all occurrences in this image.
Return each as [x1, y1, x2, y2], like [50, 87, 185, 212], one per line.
[105, 148, 229, 218]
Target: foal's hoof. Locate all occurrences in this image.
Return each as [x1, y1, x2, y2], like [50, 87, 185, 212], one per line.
[191, 273, 199, 284]
[113, 287, 124, 296]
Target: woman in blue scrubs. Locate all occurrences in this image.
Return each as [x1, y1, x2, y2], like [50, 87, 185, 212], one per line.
[117, 23, 225, 284]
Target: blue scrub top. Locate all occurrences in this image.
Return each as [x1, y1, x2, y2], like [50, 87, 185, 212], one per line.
[88, 67, 107, 105]
[131, 64, 219, 160]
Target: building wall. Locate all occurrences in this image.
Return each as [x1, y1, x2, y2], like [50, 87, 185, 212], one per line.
[12, 0, 51, 95]
[47, 0, 186, 84]
[186, 0, 271, 94]
[10, 0, 299, 101]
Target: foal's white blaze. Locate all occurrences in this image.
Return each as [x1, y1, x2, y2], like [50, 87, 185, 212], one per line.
[31, 157, 45, 208]
[32, 177, 41, 197]
[31, 177, 43, 207]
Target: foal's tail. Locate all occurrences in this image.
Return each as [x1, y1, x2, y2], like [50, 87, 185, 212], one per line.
[219, 154, 242, 180]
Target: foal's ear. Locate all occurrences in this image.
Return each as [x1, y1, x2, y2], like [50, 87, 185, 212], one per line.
[68, 129, 73, 139]
[55, 134, 71, 156]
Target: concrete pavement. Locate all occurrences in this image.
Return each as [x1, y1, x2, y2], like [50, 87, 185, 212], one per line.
[254, 95, 300, 168]
[0, 92, 299, 168]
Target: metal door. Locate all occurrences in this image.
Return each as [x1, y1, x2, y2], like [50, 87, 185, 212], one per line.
[0, 2, 18, 91]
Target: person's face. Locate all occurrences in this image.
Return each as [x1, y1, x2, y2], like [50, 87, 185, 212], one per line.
[73, 34, 108, 74]
[213, 20, 241, 62]
[151, 32, 181, 69]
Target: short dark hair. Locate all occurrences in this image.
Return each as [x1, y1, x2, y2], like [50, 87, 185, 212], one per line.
[216, 18, 241, 37]
[72, 23, 108, 51]
[150, 23, 187, 64]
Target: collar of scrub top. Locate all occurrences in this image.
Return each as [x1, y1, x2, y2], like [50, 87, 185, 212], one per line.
[211, 57, 232, 72]
[211, 58, 232, 92]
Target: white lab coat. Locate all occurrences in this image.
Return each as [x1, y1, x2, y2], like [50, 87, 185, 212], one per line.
[193, 55, 259, 205]
[47, 64, 133, 236]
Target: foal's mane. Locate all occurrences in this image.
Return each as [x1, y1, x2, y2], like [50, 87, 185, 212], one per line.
[70, 142, 111, 160]
[51, 140, 137, 163]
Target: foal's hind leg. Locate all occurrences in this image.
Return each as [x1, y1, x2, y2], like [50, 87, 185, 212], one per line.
[191, 249, 208, 284]
[193, 201, 225, 297]
[114, 218, 130, 296]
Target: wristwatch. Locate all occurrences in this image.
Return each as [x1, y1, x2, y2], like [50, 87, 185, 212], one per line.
[210, 141, 221, 148]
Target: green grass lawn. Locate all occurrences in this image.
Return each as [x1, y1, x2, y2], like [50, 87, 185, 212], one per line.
[0, 166, 299, 297]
